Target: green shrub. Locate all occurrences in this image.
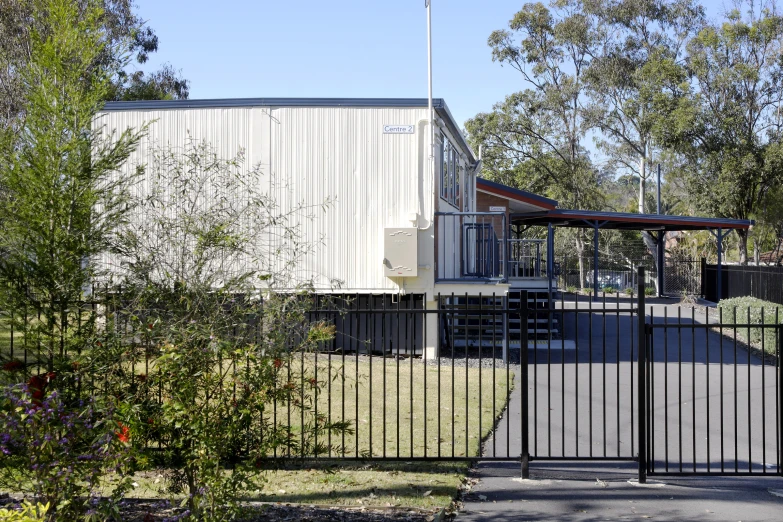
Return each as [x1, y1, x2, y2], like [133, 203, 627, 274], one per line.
[717, 297, 783, 356]
[644, 287, 655, 296]
[566, 286, 578, 294]
[0, 387, 131, 521]
[624, 288, 634, 296]
[602, 286, 616, 294]
[0, 502, 48, 522]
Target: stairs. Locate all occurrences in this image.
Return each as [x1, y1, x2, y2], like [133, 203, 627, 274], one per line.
[441, 285, 561, 350]
[507, 289, 560, 348]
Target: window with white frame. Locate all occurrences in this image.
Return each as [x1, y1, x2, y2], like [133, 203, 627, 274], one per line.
[441, 136, 451, 202]
[440, 134, 461, 207]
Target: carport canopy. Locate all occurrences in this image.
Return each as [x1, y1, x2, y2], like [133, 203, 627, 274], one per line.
[509, 209, 753, 300]
[509, 209, 751, 231]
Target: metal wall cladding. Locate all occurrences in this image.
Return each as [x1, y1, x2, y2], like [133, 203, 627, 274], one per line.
[94, 106, 435, 293]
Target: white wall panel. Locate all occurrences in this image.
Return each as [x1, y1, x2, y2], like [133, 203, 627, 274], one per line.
[95, 105, 436, 293]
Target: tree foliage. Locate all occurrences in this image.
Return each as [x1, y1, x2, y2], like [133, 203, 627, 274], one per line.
[0, 1, 145, 519]
[0, 0, 145, 366]
[472, 0, 783, 266]
[0, 0, 188, 131]
[103, 140, 345, 520]
[661, 0, 783, 263]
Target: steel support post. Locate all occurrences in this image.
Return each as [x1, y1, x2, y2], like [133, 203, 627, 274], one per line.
[637, 267, 647, 483]
[520, 290, 530, 478]
[657, 231, 665, 297]
[716, 228, 723, 301]
[593, 224, 600, 301]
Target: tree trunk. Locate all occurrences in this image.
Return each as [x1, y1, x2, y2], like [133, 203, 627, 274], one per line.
[737, 229, 748, 265]
[638, 153, 647, 214]
[753, 237, 760, 266]
[641, 231, 659, 295]
[638, 152, 659, 293]
[576, 231, 586, 290]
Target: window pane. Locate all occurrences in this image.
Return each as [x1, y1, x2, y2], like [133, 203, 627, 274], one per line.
[456, 161, 462, 210]
[441, 137, 449, 200]
[449, 147, 456, 205]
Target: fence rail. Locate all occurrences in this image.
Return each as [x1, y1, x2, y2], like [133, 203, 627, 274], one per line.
[703, 263, 783, 305]
[2, 281, 782, 481]
[644, 308, 782, 476]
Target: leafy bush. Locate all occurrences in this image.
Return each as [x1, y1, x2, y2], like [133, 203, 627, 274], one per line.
[0, 502, 49, 522]
[644, 287, 655, 296]
[105, 141, 348, 520]
[602, 286, 616, 294]
[717, 297, 783, 356]
[624, 288, 634, 296]
[566, 286, 578, 294]
[0, 386, 131, 521]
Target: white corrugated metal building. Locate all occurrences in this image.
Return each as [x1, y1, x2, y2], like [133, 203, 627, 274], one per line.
[97, 98, 557, 356]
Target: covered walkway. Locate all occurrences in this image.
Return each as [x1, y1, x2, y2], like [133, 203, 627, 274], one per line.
[509, 208, 752, 299]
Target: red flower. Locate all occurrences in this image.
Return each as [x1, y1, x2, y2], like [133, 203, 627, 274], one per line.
[308, 378, 317, 386]
[137, 373, 147, 382]
[2, 360, 23, 372]
[273, 358, 282, 368]
[147, 417, 155, 425]
[27, 374, 53, 406]
[148, 323, 154, 330]
[71, 361, 80, 370]
[116, 423, 130, 443]
[96, 340, 102, 347]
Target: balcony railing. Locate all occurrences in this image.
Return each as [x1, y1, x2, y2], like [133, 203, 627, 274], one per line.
[435, 212, 507, 282]
[508, 238, 544, 278]
[435, 213, 553, 284]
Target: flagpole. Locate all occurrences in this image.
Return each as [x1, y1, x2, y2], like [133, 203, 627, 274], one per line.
[426, 0, 433, 165]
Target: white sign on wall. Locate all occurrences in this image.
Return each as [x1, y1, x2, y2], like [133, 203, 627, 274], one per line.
[489, 206, 507, 212]
[383, 125, 415, 134]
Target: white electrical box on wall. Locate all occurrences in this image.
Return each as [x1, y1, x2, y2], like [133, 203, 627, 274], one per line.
[383, 228, 418, 277]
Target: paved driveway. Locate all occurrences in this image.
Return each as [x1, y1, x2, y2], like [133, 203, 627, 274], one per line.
[461, 301, 783, 521]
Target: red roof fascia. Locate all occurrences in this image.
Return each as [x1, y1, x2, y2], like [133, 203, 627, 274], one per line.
[477, 184, 557, 210]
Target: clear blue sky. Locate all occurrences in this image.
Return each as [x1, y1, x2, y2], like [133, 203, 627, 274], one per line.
[136, 0, 729, 129]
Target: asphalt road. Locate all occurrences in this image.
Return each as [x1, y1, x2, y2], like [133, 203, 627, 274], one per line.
[460, 301, 783, 521]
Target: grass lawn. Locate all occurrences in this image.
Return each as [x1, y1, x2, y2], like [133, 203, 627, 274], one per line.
[272, 355, 513, 459]
[2, 355, 513, 512]
[0, 315, 22, 356]
[124, 462, 468, 511]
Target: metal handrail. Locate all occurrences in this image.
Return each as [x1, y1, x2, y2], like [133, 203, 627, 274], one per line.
[435, 212, 508, 282]
[508, 238, 545, 278]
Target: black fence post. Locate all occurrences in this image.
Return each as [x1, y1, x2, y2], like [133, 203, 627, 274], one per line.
[520, 290, 530, 478]
[778, 324, 783, 476]
[637, 267, 647, 483]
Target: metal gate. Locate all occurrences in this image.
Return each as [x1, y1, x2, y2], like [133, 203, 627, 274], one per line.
[518, 269, 782, 483]
[642, 306, 783, 478]
[519, 292, 640, 471]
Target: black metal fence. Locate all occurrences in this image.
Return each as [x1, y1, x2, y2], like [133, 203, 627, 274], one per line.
[664, 257, 702, 296]
[2, 282, 781, 481]
[643, 307, 782, 477]
[557, 254, 655, 292]
[703, 262, 783, 305]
